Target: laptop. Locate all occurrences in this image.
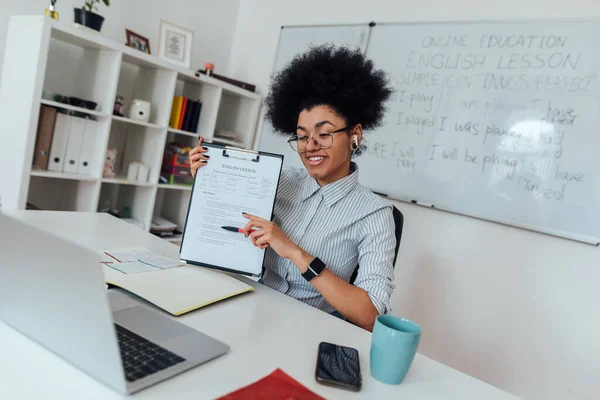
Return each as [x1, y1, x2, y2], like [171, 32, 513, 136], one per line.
[0, 214, 229, 394]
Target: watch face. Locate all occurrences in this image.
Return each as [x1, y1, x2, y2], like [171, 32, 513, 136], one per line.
[304, 258, 326, 281]
[310, 257, 326, 274]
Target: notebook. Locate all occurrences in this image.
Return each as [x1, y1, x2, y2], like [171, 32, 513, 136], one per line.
[103, 265, 253, 316]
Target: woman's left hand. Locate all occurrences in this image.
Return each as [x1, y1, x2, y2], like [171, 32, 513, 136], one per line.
[242, 213, 299, 259]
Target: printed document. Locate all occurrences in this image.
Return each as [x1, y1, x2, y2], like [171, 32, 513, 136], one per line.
[180, 145, 283, 275]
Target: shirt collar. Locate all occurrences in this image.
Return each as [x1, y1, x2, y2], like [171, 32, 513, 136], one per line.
[301, 162, 359, 207]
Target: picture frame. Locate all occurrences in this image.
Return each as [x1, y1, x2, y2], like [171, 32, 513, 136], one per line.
[158, 20, 193, 68]
[125, 29, 151, 54]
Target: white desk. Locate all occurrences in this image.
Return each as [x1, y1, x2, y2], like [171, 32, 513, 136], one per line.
[0, 211, 520, 399]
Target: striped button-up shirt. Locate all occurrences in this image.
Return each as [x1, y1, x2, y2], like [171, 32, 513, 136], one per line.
[263, 162, 396, 314]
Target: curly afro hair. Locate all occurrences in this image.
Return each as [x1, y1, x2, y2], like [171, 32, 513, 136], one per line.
[264, 44, 393, 136]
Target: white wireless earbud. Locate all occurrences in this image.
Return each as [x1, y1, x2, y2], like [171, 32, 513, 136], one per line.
[351, 135, 359, 151]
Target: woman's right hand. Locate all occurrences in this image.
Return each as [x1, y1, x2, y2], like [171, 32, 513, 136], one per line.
[189, 136, 209, 178]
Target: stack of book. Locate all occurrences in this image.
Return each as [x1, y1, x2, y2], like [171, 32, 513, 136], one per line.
[169, 96, 202, 133]
[150, 216, 179, 239]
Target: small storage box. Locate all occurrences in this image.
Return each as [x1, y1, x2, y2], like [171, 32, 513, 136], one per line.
[162, 174, 193, 185]
[161, 164, 193, 185]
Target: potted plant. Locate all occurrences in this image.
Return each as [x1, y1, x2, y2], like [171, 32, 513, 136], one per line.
[74, 0, 110, 32]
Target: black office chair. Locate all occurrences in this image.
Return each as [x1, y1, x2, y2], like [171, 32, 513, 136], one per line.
[349, 205, 403, 285]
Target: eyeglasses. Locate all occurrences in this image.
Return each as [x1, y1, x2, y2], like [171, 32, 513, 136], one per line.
[287, 127, 349, 154]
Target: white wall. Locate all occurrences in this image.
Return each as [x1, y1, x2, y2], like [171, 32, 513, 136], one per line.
[228, 1, 600, 399]
[0, 0, 240, 82]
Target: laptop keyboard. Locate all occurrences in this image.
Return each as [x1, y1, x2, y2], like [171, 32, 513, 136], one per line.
[115, 324, 186, 383]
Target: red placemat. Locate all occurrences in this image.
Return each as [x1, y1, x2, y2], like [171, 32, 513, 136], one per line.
[217, 368, 325, 400]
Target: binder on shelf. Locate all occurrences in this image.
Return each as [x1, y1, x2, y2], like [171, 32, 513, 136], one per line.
[78, 119, 98, 175]
[182, 100, 195, 132]
[169, 96, 183, 128]
[178, 98, 188, 130]
[32, 105, 57, 170]
[179, 143, 284, 276]
[62, 116, 86, 174]
[188, 100, 200, 132]
[47, 112, 71, 172]
[191, 101, 200, 131]
[191, 102, 203, 133]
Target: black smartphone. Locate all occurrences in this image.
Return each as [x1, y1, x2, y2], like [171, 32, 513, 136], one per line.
[315, 341, 362, 391]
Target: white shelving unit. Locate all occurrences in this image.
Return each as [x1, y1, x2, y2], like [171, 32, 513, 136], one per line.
[40, 99, 110, 118]
[0, 15, 261, 239]
[168, 128, 198, 138]
[30, 169, 98, 182]
[157, 184, 192, 192]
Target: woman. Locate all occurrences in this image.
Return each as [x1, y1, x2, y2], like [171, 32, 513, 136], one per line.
[189, 45, 395, 331]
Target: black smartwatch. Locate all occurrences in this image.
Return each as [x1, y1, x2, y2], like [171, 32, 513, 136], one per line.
[302, 257, 326, 281]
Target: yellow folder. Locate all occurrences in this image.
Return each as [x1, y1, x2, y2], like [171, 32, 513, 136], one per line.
[103, 265, 253, 316]
[169, 96, 184, 129]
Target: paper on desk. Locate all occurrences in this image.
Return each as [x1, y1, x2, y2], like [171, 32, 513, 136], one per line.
[100, 252, 116, 263]
[103, 247, 184, 269]
[105, 261, 159, 274]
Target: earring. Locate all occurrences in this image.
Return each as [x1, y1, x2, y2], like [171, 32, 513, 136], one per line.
[350, 135, 359, 151]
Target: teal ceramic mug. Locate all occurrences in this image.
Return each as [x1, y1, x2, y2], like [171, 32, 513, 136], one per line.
[370, 315, 421, 384]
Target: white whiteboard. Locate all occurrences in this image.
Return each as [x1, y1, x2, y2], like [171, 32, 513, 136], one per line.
[257, 24, 370, 168]
[259, 20, 600, 243]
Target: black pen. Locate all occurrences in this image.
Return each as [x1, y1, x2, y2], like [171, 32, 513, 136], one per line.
[221, 226, 256, 234]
